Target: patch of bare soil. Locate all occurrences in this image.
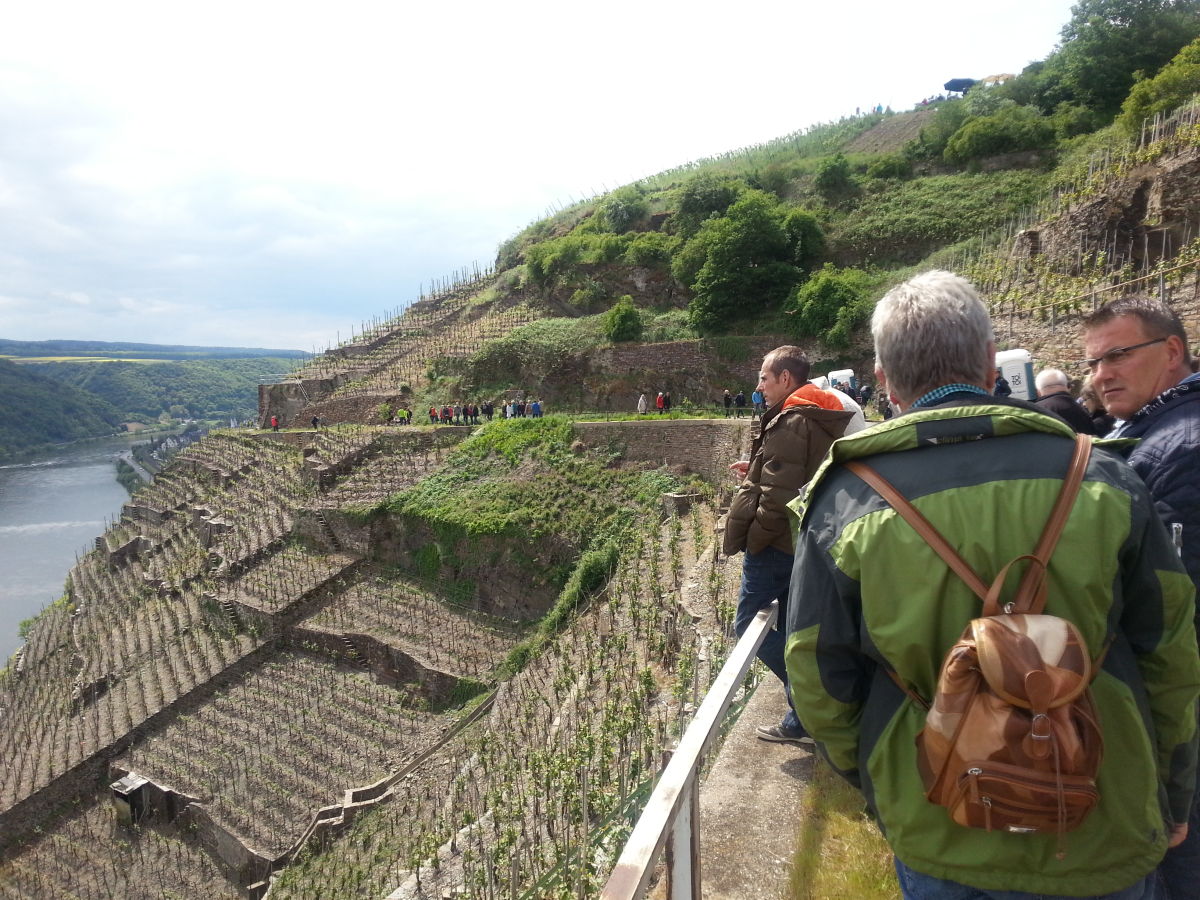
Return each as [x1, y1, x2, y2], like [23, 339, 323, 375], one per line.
[843, 109, 935, 155]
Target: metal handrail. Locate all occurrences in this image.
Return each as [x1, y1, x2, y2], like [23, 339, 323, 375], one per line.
[600, 600, 779, 900]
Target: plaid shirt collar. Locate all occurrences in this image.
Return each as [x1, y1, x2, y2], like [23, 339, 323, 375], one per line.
[910, 383, 992, 410]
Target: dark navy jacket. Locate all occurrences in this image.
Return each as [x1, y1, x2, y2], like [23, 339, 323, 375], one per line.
[1120, 373, 1200, 605]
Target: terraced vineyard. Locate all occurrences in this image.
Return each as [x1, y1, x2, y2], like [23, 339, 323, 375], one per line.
[0, 413, 746, 899]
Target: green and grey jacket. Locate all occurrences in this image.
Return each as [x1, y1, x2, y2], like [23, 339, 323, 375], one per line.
[784, 397, 1200, 896]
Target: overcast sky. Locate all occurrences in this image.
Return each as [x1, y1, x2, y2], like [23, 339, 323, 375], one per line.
[0, 0, 1079, 353]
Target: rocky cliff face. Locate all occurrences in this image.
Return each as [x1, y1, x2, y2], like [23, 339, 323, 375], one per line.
[1018, 145, 1200, 274]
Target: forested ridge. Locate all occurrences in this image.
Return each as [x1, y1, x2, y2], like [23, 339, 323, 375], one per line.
[282, 0, 1200, 419]
[0, 359, 125, 457]
[0, 348, 303, 458]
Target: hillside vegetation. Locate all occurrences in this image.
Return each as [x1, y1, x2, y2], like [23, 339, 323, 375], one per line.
[4, 4, 1200, 899]
[26, 357, 299, 422]
[0, 359, 125, 457]
[0, 340, 308, 458]
[274, 3, 1200, 426]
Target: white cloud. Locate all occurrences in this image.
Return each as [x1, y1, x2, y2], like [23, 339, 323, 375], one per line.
[0, 0, 1081, 349]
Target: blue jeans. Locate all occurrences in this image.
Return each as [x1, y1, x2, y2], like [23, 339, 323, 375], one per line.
[894, 859, 1158, 900]
[735, 545, 800, 731]
[1156, 772, 1200, 899]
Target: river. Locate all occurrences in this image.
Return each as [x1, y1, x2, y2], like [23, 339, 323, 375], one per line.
[0, 435, 140, 662]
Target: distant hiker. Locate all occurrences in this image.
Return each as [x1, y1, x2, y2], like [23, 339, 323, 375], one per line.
[662, 391, 672, 413]
[993, 369, 1012, 397]
[637, 393, 648, 415]
[429, 405, 438, 424]
[531, 399, 542, 418]
[656, 392, 664, 413]
[734, 390, 747, 418]
[311, 416, 319, 429]
[723, 390, 734, 417]
[483, 400, 494, 422]
[270, 415, 279, 432]
[751, 388, 764, 418]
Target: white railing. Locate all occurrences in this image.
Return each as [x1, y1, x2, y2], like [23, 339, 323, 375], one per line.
[600, 600, 779, 900]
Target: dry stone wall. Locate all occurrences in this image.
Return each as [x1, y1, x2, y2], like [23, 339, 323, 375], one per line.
[573, 418, 753, 489]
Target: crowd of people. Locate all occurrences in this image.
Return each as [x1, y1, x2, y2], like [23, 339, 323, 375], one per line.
[426, 398, 545, 425]
[726, 272, 1200, 900]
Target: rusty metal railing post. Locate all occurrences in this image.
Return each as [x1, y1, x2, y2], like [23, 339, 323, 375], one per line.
[600, 600, 778, 900]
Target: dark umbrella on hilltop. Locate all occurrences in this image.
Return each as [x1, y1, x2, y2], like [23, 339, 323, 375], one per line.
[943, 77, 976, 95]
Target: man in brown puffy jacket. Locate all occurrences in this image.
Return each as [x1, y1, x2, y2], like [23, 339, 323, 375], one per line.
[724, 345, 853, 744]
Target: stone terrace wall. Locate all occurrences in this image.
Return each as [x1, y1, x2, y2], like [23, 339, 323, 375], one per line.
[0, 639, 278, 853]
[573, 419, 752, 489]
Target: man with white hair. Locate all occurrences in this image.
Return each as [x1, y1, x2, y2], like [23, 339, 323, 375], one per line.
[1033, 367, 1097, 434]
[785, 270, 1199, 899]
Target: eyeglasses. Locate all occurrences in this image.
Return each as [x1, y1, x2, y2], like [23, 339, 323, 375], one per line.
[1083, 337, 1167, 372]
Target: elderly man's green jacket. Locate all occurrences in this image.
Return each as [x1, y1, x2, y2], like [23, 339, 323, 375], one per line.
[785, 398, 1200, 896]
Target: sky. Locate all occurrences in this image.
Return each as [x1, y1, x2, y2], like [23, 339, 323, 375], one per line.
[0, 0, 1081, 354]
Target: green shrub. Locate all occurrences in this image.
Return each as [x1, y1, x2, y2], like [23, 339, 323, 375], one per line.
[783, 208, 826, 271]
[603, 295, 644, 342]
[467, 318, 604, 388]
[670, 231, 711, 289]
[524, 233, 631, 292]
[569, 278, 609, 309]
[865, 154, 913, 180]
[943, 104, 1055, 163]
[813, 153, 856, 202]
[624, 231, 677, 267]
[1050, 102, 1101, 139]
[915, 99, 969, 158]
[787, 264, 874, 346]
[830, 171, 1048, 265]
[1117, 36, 1200, 134]
[671, 172, 744, 238]
[643, 309, 696, 343]
[596, 185, 649, 233]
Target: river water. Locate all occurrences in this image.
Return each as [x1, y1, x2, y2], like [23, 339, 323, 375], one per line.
[0, 435, 138, 662]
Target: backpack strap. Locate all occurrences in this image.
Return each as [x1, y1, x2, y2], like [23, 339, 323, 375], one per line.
[843, 461, 989, 601]
[845, 435, 1092, 616]
[1007, 434, 1092, 616]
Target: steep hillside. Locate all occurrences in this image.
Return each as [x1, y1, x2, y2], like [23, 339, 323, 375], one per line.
[0, 359, 124, 457]
[28, 357, 298, 423]
[0, 417, 748, 897]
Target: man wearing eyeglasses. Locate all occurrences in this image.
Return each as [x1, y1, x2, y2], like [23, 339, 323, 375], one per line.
[1082, 294, 1200, 899]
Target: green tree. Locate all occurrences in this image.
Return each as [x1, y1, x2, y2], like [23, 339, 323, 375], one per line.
[916, 100, 970, 157]
[813, 153, 856, 203]
[783, 209, 825, 272]
[1059, 0, 1200, 118]
[787, 264, 874, 347]
[603, 295, 644, 342]
[685, 191, 799, 333]
[1117, 35, 1200, 132]
[671, 172, 744, 238]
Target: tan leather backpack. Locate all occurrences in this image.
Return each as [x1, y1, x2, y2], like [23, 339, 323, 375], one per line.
[847, 436, 1105, 846]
